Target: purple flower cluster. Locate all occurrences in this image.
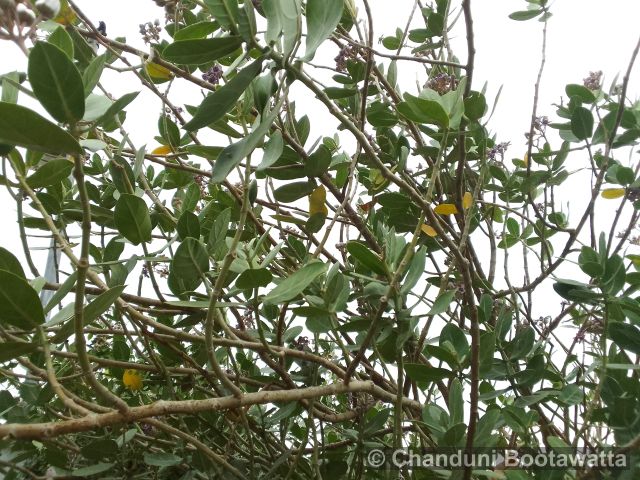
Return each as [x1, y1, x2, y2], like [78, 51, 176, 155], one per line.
[202, 64, 223, 85]
[139, 19, 161, 44]
[487, 141, 510, 161]
[583, 70, 603, 91]
[334, 45, 357, 72]
[425, 73, 457, 95]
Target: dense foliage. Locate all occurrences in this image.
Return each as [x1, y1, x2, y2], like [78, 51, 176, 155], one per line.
[0, 0, 640, 478]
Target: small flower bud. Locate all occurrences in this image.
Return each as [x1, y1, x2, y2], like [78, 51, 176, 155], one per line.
[35, 0, 61, 19]
[16, 4, 36, 26]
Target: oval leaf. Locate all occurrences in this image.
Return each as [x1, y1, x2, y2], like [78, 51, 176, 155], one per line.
[28, 41, 85, 124]
[163, 37, 243, 65]
[571, 106, 594, 141]
[0, 247, 26, 278]
[346, 241, 386, 275]
[0, 102, 82, 154]
[26, 158, 73, 188]
[184, 57, 264, 131]
[170, 238, 209, 294]
[0, 269, 45, 329]
[114, 194, 152, 245]
[263, 260, 327, 304]
[274, 181, 316, 203]
[236, 268, 273, 290]
[304, 0, 343, 61]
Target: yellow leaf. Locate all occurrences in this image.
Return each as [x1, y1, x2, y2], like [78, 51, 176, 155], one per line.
[463, 192, 473, 210]
[53, 0, 77, 25]
[122, 369, 143, 391]
[144, 62, 174, 80]
[523, 152, 529, 167]
[421, 225, 437, 237]
[151, 145, 172, 155]
[309, 185, 328, 217]
[434, 203, 458, 215]
[601, 188, 625, 200]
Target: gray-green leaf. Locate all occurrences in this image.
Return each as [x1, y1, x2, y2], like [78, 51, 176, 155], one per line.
[28, 41, 85, 124]
[304, 0, 343, 61]
[263, 260, 327, 304]
[0, 102, 82, 155]
[114, 194, 152, 245]
[183, 57, 264, 131]
[0, 269, 45, 330]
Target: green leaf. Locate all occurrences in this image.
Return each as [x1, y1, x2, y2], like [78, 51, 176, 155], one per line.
[404, 363, 453, 383]
[547, 436, 570, 450]
[72, 463, 114, 477]
[26, 158, 73, 188]
[273, 181, 316, 203]
[464, 91, 487, 121]
[177, 211, 201, 241]
[557, 384, 584, 406]
[508, 9, 543, 21]
[440, 323, 469, 359]
[114, 194, 152, 245]
[0, 342, 39, 363]
[94, 91, 139, 127]
[566, 84, 596, 103]
[173, 21, 218, 41]
[162, 37, 243, 65]
[263, 260, 327, 304]
[207, 208, 231, 258]
[263, 0, 282, 45]
[304, 0, 343, 61]
[1, 71, 20, 104]
[448, 378, 463, 425]
[0, 102, 82, 154]
[44, 272, 77, 314]
[48, 26, 74, 59]
[185, 145, 224, 160]
[52, 285, 126, 343]
[428, 290, 456, 316]
[28, 41, 85, 124]
[109, 156, 135, 194]
[553, 279, 601, 304]
[346, 241, 387, 276]
[399, 94, 449, 128]
[509, 326, 535, 360]
[203, 0, 240, 34]
[257, 131, 284, 171]
[401, 246, 426, 294]
[263, 0, 301, 57]
[608, 322, 640, 355]
[83, 54, 107, 97]
[170, 238, 209, 294]
[236, 268, 273, 290]
[479, 331, 496, 376]
[0, 269, 45, 329]
[210, 97, 282, 183]
[238, 0, 257, 43]
[305, 144, 332, 177]
[0, 247, 26, 279]
[184, 57, 264, 131]
[570, 106, 594, 141]
[144, 452, 182, 467]
[83, 285, 126, 326]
